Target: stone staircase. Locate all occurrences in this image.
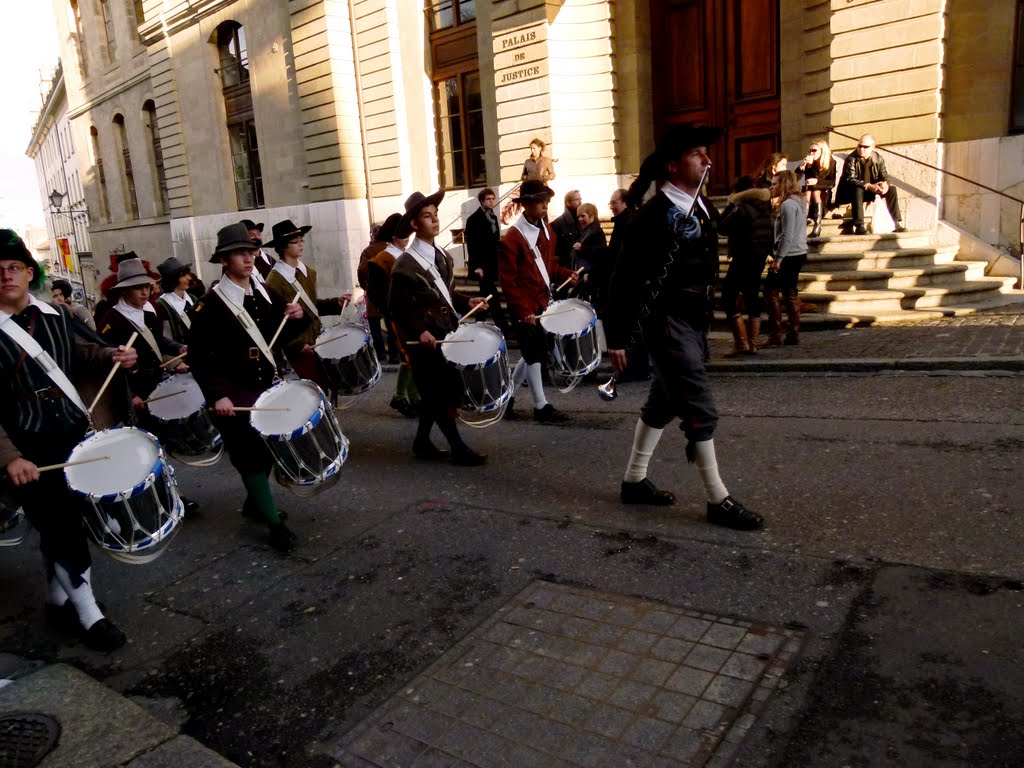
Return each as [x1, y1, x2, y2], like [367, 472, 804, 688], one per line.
[449, 207, 1023, 327]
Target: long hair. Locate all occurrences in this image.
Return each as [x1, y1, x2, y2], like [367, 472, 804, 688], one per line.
[754, 152, 787, 181]
[773, 170, 802, 203]
[810, 139, 832, 172]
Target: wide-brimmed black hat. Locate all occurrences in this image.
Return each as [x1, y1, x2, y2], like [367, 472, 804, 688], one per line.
[112, 258, 156, 291]
[656, 124, 723, 162]
[376, 212, 405, 243]
[0, 229, 39, 271]
[397, 190, 445, 237]
[240, 219, 264, 233]
[210, 222, 261, 262]
[157, 256, 191, 291]
[513, 180, 555, 204]
[265, 220, 312, 250]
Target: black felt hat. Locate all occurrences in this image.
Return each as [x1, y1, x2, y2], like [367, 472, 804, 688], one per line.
[397, 190, 445, 238]
[240, 219, 264, 232]
[376, 212, 405, 244]
[265, 220, 312, 250]
[210, 223, 261, 263]
[655, 124, 724, 162]
[513, 180, 555, 204]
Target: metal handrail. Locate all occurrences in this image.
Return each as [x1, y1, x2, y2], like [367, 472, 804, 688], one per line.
[827, 125, 1024, 287]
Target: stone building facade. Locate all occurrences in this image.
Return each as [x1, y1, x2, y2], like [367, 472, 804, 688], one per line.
[44, 0, 1024, 294]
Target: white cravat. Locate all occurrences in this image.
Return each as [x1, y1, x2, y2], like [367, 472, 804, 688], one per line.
[661, 181, 709, 218]
[161, 291, 193, 328]
[512, 216, 551, 288]
[114, 298, 161, 358]
[408, 238, 455, 311]
[384, 242, 405, 258]
[217, 275, 271, 312]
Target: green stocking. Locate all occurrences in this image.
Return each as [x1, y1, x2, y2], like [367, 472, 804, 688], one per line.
[242, 473, 280, 525]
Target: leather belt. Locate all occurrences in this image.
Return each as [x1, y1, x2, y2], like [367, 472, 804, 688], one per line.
[13, 386, 66, 402]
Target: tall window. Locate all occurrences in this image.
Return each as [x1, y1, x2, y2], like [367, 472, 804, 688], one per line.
[143, 101, 169, 215]
[130, 0, 145, 41]
[69, 1, 88, 77]
[1013, 1, 1024, 132]
[434, 73, 485, 189]
[216, 22, 264, 209]
[89, 126, 110, 222]
[429, 0, 476, 31]
[100, 0, 117, 63]
[113, 115, 139, 219]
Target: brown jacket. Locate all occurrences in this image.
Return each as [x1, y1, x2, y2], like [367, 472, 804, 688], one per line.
[387, 245, 470, 341]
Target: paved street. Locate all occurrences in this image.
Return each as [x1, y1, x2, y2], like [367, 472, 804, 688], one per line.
[1, 323, 1023, 766]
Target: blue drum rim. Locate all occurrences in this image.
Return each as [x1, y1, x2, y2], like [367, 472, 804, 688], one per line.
[443, 323, 507, 371]
[68, 427, 167, 503]
[103, 499, 183, 552]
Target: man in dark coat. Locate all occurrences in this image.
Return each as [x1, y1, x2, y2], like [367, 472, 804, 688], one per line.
[834, 134, 905, 235]
[189, 223, 305, 551]
[550, 189, 581, 268]
[388, 190, 489, 465]
[1, 229, 138, 651]
[605, 124, 763, 531]
[607, 188, 649, 382]
[464, 187, 509, 333]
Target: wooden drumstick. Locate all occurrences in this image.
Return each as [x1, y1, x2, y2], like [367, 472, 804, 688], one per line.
[36, 455, 111, 473]
[556, 267, 584, 293]
[311, 333, 346, 350]
[459, 294, 493, 324]
[268, 297, 301, 351]
[404, 339, 475, 346]
[88, 331, 137, 415]
[159, 350, 188, 369]
[211, 406, 292, 412]
[143, 389, 187, 405]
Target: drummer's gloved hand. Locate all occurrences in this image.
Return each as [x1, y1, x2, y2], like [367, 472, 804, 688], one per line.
[419, 331, 437, 349]
[5, 457, 39, 486]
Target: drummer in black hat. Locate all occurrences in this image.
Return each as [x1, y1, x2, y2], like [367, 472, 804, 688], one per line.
[497, 179, 579, 423]
[1, 228, 138, 651]
[604, 124, 763, 531]
[388, 190, 489, 465]
[263, 219, 349, 386]
[155, 256, 195, 344]
[242, 219, 275, 281]
[188, 223, 304, 551]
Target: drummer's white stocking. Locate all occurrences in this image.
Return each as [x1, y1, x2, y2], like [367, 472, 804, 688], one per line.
[623, 419, 664, 483]
[693, 439, 729, 504]
[524, 363, 547, 409]
[45, 563, 68, 606]
[511, 359, 527, 390]
[52, 563, 104, 629]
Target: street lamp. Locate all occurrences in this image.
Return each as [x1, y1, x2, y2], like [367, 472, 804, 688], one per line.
[48, 189, 66, 211]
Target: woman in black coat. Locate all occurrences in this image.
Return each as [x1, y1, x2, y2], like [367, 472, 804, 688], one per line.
[795, 138, 837, 237]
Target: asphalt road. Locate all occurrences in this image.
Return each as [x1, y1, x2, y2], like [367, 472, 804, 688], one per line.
[1, 369, 1022, 767]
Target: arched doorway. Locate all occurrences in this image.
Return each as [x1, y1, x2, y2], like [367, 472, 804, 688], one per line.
[650, 0, 780, 191]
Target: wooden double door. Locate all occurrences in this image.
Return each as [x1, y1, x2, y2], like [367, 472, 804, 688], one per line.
[650, 0, 780, 193]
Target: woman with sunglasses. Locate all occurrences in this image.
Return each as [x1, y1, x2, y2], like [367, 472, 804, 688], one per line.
[796, 139, 836, 238]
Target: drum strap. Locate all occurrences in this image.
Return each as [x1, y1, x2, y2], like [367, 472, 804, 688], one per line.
[512, 217, 551, 291]
[115, 305, 163, 361]
[0, 315, 90, 416]
[287, 278, 320, 321]
[212, 283, 277, 369]
[159, 296, 192, 330]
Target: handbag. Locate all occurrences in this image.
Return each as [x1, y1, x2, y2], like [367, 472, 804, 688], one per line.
[870, 196, 896, 234]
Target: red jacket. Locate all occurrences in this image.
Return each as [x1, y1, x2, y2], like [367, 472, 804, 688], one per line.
[497, 221, 574, 322]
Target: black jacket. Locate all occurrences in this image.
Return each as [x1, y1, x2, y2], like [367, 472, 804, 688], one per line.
[605, 191, 719, 348]
[98, 306, 183, 399]
[796, 157, 837, 193]
[550, 209, 580, 268]
[464, 206, 501, 281]
[718, 188, 774, 263]
[836, 151, 890, 204]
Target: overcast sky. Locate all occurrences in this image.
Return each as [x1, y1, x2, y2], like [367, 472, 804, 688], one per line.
[1, 2, 60, 233]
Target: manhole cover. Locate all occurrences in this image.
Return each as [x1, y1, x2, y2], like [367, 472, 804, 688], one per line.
[0, 713, 61, 768]
[337, 581, 805, 767]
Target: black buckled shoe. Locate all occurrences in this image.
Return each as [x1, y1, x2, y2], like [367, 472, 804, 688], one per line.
[534, 404, 569, 424]
[503, 397, 519, 420]
[706, 496, 764, 531]
[620, 478, 676, 506]
[268, 522, 297, 553]
[413, 440, 450, 461]
[450, 448, 487, 467]
[82, 618, 127, 652]
[182, 497, 201, 519]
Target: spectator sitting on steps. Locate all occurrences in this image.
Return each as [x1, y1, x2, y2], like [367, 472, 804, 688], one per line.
[834, 134, 905, 236]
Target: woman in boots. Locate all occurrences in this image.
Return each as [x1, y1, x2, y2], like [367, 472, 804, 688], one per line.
[718, 176, 774, 356]
[766, 170, 808, 346]
[796, 139, 837, 238]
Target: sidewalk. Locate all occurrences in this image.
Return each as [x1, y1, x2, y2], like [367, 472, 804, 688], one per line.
[705, 302, 1024, 372]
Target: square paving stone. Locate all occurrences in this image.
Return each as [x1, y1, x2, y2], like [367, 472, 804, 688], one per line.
[334, 581, 804, 768]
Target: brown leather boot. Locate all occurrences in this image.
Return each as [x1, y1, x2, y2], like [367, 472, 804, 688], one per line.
[746, 317, 760, 354]
[765, 289, 784, 346]
[724, 315, 750, 357]
[784, 291, 801, 345]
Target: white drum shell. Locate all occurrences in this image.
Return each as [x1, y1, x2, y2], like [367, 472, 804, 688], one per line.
[441, 323, 512, 413]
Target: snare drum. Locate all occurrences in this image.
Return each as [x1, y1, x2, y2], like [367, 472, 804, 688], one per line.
[441, 323, 512, 425]
[66, 427, 184, 565]
[539, 298, 601, 381]
[314, 325, 381, 397]
[146, 373, 223, 467]
[251, 379, 349, 497]
[0, 483, 25, 548]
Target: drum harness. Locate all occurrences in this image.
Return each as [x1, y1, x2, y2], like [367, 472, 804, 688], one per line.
[114, 304, 164, 362]
[212, 282, 279, 375]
